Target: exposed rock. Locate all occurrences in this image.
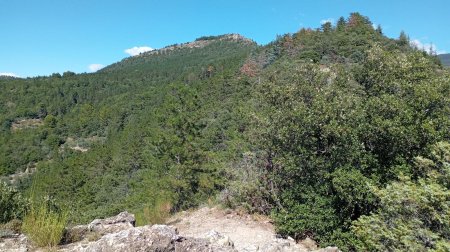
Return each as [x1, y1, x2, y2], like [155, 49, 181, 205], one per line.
[88, 211, 136, 233]
[314, 247, 340, 252]
[61, 225, 236, 252]
[168, 207, 342, 252]
[299, 237, 318, 250]
[64, 211, 135, 243]
[3, 162, 37, 184]
[59, 212, 236, 251]
[60, 136, 107, 153]
[258, 238, 307, 252]
[61, 225, 177, 252]
[206, 230, 234, 247]
[11, 118, 43, 131]
[0, 234, 28, 252]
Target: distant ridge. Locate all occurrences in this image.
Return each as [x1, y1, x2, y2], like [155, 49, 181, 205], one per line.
[135, 34, 254, 57]
[438, 53, 450, 66]
[101, 33, 256, 73]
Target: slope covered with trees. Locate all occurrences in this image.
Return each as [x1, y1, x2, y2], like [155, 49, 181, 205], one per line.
[1, 13, 449, 250]
[0, 35, 256, 223]
[439, 53, 450, 66]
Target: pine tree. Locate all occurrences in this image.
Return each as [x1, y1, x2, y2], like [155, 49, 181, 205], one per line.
[321, 22, 333, 33]
[398, 31, 409, 47]
[376, 25, 383, 35]
[336, 17, 346, 31]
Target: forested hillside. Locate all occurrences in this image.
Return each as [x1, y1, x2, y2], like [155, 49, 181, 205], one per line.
[1, 13, 449, 251]
[439, 53, 450, 66]
[0, 34, 256, 223]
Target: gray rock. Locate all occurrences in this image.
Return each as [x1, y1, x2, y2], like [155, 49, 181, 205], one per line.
[206, 230, 234, 248]
[63, 211, 136, 243]
[242, 244, 259, 251]
[313, 247, 340, 252]
[61, 225, 236, 252]
[88, 211, 135, 234]
[0, 234, 28, 252]
[301, 237, 318, 250]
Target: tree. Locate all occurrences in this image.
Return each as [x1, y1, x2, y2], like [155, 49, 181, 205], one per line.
[321, 22, 333, 33]
[1, 182, 29, 223]
[398, 30, 410, 47]
[336, 17, 346, 32]
[347, 12, 371, 28]
[375, 24, 383, 35]
[62, 71, 75, 77]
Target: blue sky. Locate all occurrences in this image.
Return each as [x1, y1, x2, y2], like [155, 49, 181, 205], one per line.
[1, 0, 449, 77]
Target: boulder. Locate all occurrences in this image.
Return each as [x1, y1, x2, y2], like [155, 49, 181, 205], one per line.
[88, 211, 135, 233]
[206, 230, 234, 247]
[64, 211, 135, 243]
[61, 225, 236, 252]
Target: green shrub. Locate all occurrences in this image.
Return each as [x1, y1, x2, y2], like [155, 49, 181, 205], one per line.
[0, 182, 29, 223]
[352, 142, 450, 251]
[273, 193, 338, 242]
[22, 200, 68, 247]
[221, 151, 275, 214]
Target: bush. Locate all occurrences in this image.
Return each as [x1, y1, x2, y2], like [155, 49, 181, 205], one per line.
[22, 200, 68, 247]
[352, 142, 450, 251]
[135, 197, 172, 226]
[273, 193, 338, 242]
[0, 182, 29, 223]
[220, 151, 275, 214]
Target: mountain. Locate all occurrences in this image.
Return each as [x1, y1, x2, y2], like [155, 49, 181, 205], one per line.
[1, 13, 449, 251]
[438, 53, 450, 66]
[102, 34, 255, 73]
[0, 34, 257, 223]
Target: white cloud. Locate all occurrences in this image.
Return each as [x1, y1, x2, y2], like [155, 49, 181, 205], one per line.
[411, 39, 446, 54]
[88, 64, 104, 72]
[124, 46, 154, 56]
[320, 18, 334, 25]
[0, 72, 19, 78]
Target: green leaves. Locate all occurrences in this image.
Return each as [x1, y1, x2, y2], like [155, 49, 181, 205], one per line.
[352, 142, 450, 251]
[252, 24, 449, 249]
[0, 182, 29, 223]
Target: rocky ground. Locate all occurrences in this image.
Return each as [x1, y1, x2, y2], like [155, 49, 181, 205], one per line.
[0, 207, 340, 252]
[168, 207, 327, 252]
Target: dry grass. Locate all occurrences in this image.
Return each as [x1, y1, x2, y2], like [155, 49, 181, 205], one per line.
[136, 200, 172, 226]
[22, 203, 68, 248]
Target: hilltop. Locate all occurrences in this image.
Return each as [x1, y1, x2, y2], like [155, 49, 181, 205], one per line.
[102, 34, 255, 73]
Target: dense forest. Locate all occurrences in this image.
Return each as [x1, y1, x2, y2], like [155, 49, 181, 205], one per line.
[1, 13, 449, 251]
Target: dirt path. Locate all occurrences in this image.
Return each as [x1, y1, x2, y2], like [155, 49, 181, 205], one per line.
[167, 207, 317, 252]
